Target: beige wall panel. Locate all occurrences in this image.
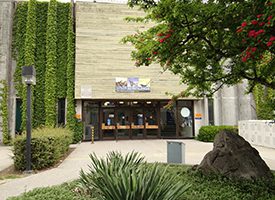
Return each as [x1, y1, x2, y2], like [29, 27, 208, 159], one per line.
[75, 2, 190, 100]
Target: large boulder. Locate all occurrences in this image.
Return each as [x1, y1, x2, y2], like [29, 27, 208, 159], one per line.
[195, 130, 273, 180]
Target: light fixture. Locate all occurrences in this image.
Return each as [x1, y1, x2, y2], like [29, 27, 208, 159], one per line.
[119, 101, 124, 104]
[22, 66, 36, 85]
[146, 101, 151, 104]
[133, 101, 138, 104]
[21, 65, 36, 172]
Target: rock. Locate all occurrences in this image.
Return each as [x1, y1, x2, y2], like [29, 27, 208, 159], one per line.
[196, 130, 274, 181]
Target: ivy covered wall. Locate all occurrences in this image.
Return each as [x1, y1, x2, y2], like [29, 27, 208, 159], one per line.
[12, 0, 79, 140]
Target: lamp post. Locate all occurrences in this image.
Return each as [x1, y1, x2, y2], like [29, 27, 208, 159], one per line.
[22, 66, 36, 172]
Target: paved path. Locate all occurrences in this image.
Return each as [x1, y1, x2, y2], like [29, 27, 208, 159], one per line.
[0, 140, 275, 200]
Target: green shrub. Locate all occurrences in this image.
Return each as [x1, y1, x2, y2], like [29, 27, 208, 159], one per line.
[72, 121, 83, 143]
[79, 151, 190, 200]
[13, 127, 72, 171]
[197, 126, 238, 142]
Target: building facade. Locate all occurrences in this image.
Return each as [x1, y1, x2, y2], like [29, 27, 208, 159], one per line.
[0, 0, 257, 143]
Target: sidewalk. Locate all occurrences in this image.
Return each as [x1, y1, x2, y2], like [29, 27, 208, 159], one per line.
[0, 140, 274, 200]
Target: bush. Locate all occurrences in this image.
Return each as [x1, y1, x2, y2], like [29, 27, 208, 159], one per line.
[72, 121, 83, 143]
[197, 126, 238, 142]
[79, 151, 190, 200]
[13, 127, 73, 171]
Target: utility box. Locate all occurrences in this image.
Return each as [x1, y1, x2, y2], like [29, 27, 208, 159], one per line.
[167, 141, 185, 164]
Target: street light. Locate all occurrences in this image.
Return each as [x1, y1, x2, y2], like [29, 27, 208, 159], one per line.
[22, 66, 36, 172]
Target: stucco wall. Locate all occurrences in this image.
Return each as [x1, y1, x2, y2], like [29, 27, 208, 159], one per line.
[75, 2, 192, 100]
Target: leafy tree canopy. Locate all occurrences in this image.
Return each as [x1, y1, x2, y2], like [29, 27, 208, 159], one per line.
[122, 0, 275, 97]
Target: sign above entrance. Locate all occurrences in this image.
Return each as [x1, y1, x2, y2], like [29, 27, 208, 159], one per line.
[115, 77, 150, 92]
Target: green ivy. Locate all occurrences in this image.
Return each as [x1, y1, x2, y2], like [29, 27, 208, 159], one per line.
[45, 0, 58, 127]
[21, 0, 37, 131]
[253, 85, 275, 120]
[56, 3, 70, 99]
[33, 2, 48, 128]
[12, 0, 76, 135]
[13, 2, 28, 98]
[0, 80, 11, 145]
[66, 4, 82, 142]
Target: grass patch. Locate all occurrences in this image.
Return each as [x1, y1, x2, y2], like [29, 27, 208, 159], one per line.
[7, 164, 275, 200]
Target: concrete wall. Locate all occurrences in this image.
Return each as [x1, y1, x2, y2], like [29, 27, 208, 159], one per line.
[0, 0, 16, 143]
[75, 2, 191, 100]
[239, 120, 275, 149]
[214, 82, 257, 126]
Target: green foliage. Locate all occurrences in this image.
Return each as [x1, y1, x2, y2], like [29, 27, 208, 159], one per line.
[66, 4, 82, 142]
[123, 0, 275, 96]
[197, 126, 238, 142]
[72, 121, 83, 143]
[0, 80, 11, 145]
[20, 0, 37, 131]
[165, 164, 275, 200]
[7, 164, 275, 200]
[254, 84, 275, 120]
[13, 2, 28, 97]
[8, 180, 91, 200]
[79, 151, 190, 200]
[56, 3, 70, 99]
[13, 127, 72, 171]
[33, 2, 48, 128]
[45, 0, 58, 127]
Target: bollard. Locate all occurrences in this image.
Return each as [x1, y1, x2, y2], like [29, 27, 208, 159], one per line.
[91, 126, 94, 144]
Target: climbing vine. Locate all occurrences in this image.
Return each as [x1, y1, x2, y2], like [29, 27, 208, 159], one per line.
[45, 0, 58, 127]
[0, 80, 11, 145]
[33, 2, 48, 128]
[12, 1, 73, 131]
[66, 3, 82, 143]
[21, 0, 37, 131]
[56, 3, 69, 99]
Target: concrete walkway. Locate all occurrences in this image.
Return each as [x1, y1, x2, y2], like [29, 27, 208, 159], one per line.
[0, 139, 275, 200]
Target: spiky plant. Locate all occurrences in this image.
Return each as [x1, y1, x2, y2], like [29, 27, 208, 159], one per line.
[79, 151, 190, 200]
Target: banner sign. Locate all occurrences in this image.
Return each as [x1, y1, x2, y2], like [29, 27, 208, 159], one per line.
[115, 77, 150, 92]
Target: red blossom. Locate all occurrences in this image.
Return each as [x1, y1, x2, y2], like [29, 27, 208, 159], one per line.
[267, 2, 272, 6]
[153, 51, 158, 55]
[165, 33, 172, 39]
[267, 15, 273, 21]
[259, 22, 265, 26]
[251, 20, 258, 25]
[147, 57, 151, 60]
[257, 14, 263, 18]
[251, 47, 257, 52]
[242, 56, 248, 62]
[267, 41, 273, 47]
[242, 39, 246, 43]
[159, 38, 165, 43]
[241, 21, 247, 27]
[248, 30, 256, 37]
[269, 36, 275, 41]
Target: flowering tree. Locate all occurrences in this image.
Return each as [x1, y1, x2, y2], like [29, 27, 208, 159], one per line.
[122, 0, 275, 97]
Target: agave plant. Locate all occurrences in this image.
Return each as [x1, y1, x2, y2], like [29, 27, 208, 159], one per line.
[79, 151, 190, 200]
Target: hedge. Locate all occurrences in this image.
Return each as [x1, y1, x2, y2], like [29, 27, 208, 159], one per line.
[13, 127, 72, 171]
[197, 125, 238, 142]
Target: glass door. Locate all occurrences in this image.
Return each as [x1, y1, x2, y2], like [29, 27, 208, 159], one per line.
[102, 101, 116, 139]
[131, 102, 144, 138]
[160, 101, 176, 137]
[83, 101, 99, 141]
[116, 102, 130, 139]
[145, 102, 158, 138]
[177, 101, 193, 138]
